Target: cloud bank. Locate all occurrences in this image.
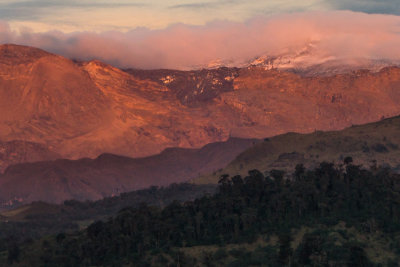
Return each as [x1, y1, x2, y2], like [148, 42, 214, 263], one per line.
[1, 1, 400, 33]
[1, 11, 400, 70]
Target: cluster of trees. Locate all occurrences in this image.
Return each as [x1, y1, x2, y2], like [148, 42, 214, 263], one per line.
[62, 182, 216, 220]
[0, 183, 216, 260]
[5, 160, 400, 266]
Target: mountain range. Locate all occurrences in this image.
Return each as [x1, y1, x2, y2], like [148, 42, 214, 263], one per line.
[2, 43, 400, 204]
[2, 44, 400, 162]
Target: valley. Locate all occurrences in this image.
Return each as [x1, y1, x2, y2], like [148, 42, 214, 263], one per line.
[3, 2, 400, 266]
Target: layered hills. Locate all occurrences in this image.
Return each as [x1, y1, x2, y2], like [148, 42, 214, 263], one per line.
[0, 137, 257, 205]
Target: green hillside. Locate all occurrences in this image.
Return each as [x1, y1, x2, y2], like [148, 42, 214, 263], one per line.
[194, 116, 400, 184]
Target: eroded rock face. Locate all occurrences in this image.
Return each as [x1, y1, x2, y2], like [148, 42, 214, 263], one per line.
[126, 67, 239, 105]
[217, 67, 400, 138]
[1, 44, 400, 169]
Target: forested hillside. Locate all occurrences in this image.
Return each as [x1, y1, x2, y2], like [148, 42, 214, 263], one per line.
[0, 183, 216, 256]
[5, 159, 400, 266]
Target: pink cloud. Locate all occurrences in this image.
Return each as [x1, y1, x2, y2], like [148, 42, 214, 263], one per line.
[1, 11, 400, 70]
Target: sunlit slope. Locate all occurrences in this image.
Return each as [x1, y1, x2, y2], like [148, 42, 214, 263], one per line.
[2, 44, 400, 166]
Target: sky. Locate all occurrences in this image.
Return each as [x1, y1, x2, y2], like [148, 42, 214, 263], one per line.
[1, 0, 399, 32]
[0, 0, 400, 69]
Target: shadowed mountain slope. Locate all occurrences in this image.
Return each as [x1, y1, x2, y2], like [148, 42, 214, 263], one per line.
[0, 138, 258, 204]
[0, 140, 60, 172]
[126, 67, 239, 105]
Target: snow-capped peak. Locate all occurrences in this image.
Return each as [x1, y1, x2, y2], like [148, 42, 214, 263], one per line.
[196, 41, 400, 76]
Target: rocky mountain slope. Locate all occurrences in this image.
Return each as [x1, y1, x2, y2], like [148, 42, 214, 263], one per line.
[0, 138, 257, 205]
[194, 116, 400, 184]
[126, 67, 239, 106]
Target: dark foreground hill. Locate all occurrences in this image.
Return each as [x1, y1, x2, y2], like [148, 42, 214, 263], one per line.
[0, 183, 216, 248]
[4, 162, 400, 266]
[0, 138, 257, 205]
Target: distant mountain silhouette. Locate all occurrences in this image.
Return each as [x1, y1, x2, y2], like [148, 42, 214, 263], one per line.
[0, 138, 258, 204]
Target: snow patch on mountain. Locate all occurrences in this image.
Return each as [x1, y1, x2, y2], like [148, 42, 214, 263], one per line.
[203, 42, 400, 76]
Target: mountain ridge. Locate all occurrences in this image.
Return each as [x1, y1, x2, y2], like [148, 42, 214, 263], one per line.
[204, 42, 400, 76]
